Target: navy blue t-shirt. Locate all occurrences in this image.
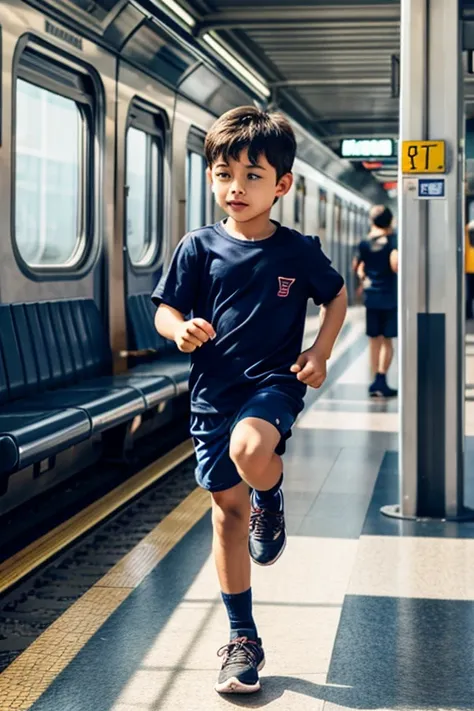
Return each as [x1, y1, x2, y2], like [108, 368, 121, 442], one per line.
[152, 221, 344, 415]
[357, 232, 397, 310]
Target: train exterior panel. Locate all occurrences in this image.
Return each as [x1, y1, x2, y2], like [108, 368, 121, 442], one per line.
[0, 0, 375, 513]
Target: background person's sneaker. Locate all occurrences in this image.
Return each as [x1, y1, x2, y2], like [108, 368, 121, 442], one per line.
[249, 492, 286, 566]
[215, 637, 265, 694]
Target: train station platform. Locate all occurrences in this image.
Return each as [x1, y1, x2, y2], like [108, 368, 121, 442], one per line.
[2, 309, 474, 711]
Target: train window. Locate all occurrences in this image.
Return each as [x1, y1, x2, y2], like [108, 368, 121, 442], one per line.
[15, 80, 83, 267]
[14, 46, 97, 273]
[126, 104, 164, 268]
[187, 151, 206, 231]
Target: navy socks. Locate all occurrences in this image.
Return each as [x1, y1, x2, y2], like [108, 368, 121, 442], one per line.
[253, 473, 284, 512]
[220, 479, 285, 641]
[221, 588, 258, 640]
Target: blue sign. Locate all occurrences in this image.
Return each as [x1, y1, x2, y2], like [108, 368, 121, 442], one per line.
[417, 178, 445, 199]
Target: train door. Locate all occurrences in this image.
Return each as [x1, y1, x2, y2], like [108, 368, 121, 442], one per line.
[294, 175, 306, 233]
[115, 62, 175, 356]
[304, 178, 318, 237]
[318, 188, 328, 249]
[123, 101, 166, 306]
[333, 197, 342, 271]
[347, 206, 357, 303]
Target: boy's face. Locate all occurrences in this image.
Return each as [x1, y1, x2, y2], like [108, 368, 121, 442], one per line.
[207, 149, 293, 224]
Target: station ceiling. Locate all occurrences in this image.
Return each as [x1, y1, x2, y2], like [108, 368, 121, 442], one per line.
[183, 1, 400, 155]
[179, 0, 474, 186]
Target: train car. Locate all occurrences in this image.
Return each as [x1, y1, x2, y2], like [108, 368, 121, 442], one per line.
[0, 0, 382, 515]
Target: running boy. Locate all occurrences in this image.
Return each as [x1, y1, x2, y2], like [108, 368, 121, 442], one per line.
[152, 106, 347, 694]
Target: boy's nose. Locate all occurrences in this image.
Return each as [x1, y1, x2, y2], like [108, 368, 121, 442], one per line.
[230, 181, 245, 195]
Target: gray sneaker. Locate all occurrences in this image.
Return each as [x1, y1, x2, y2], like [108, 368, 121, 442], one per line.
[215, 636, 265, 694]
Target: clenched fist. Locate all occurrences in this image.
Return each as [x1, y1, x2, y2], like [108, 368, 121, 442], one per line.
[290, 347, 327, 389]
[175, 318, 216, 353]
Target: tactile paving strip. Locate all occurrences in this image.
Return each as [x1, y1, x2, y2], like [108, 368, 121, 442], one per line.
[0, 456, 197, 675]
[0, 487, 211, 711]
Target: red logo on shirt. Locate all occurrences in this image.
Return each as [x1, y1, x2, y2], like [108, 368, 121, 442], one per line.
[277, 277, 295, 297]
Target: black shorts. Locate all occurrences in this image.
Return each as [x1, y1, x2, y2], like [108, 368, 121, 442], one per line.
[366, 308, 397, 338]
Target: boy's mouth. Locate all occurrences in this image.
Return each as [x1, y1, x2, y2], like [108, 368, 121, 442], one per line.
[227, 201, 249, 210]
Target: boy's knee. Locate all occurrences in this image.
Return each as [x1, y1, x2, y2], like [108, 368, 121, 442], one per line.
[229, 432, 272, 482]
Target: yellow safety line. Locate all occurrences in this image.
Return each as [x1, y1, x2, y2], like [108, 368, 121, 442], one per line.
[0, 439, 194, 595]
[0, 487, 211, 711]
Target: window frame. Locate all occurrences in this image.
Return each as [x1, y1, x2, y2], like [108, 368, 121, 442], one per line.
[186, 150, 207, 232]
[11, 40, 100, 279]
[187, 126, 214, 229]
[125, 99, 165, 272]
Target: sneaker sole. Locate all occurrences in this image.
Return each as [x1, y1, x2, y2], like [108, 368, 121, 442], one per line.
[215, 658, 266, 694]
[250, 532, 287, 567]
[369, 390, 397, 399]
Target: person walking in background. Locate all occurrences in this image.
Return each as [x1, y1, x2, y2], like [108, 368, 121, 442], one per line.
[356, 205, 398, 398]
[465, 220, 474, 321]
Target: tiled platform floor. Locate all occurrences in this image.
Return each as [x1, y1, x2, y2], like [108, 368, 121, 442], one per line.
[4, 310, 474, 711]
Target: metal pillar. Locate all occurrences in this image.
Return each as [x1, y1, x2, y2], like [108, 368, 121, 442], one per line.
[382, 0, 469, 520]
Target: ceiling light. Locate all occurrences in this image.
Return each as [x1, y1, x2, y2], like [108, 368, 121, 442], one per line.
[203, 33, 270, 98]
[160, 0, 195, 27]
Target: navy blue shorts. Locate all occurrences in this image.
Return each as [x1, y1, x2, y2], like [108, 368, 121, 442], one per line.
[190, 389, 304, 492]
[366, 308, 397, 338]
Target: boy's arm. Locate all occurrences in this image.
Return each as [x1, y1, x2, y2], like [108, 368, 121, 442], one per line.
[389, 249, 398, 273]
[155, 304, 215, 353]
[291, 286, 348, 388]
[152, 234, 215, 352]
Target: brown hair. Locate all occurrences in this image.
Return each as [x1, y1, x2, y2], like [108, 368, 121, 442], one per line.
[204, 106, 296, 180]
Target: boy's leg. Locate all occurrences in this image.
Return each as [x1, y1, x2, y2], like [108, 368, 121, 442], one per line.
[230, 415, 287, 566]
[369, 335, 383, 377]
[212, 482, 265, 694]
[190, 415, 265, 694]
[230, 417, 282, 492]
[371, 311, 397, 397]
[212, 481, 252, 596]
[366, 308, 383, 377]
[379, 337, 394, 374]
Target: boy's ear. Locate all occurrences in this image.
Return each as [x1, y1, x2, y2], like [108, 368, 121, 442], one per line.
[275, 172, 293, 198]
[206, 167, 213, 184]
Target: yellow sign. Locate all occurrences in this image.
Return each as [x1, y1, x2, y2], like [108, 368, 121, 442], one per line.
[402, 140, 445, 174]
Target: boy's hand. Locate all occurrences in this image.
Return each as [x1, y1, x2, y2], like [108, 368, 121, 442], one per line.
[290, 347, 327, 388]
[175, 318, 216, 353]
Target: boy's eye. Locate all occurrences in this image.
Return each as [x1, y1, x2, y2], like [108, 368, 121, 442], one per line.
[216, 172, 230, 179]
[248, 173, 261, 180]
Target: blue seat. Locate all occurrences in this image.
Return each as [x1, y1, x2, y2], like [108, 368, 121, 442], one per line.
[77, 300, 176, 408]
[132, 354, 191, 395]
[0, 409, 90, 473]
[0, 298, 178, 480]
[127, 294, 191, 393]
[0, 317, 90, 479]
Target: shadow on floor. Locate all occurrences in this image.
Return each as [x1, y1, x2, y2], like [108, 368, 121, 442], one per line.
[222, 595, 474, 710]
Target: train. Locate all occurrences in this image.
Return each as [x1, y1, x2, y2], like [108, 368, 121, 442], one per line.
[0, 0, 386, 515]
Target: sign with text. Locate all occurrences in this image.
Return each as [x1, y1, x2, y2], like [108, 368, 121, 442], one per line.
[416, 178, 446, 199]
[341, 138, 395, 160]
[401, 140, 446, 173]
